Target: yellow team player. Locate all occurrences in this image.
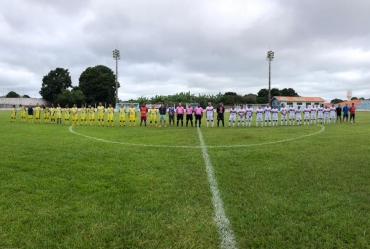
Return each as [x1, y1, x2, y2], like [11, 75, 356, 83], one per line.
[28, 105, 34, 123]
[43, 105, 50, 124]
[64, 105, 70, 124]
[80, 104, 87, 126]
[149, 107, 158, 127]
[35, 103, 41, 124]
[49, 104, 56, 124]
[88, 105, 95, 126]
[107, 104, 114, 127]
[11, 105, 17, 122]
[97, 102, 105, 126]
[56, 103, 62, 124]
[119, 105, 126, 126]
[71, 104, 78, 125]
[20, 104, 26, 123]
[128, 104, 137, 126]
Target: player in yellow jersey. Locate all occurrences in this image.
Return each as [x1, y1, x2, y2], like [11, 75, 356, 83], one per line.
[80, 104, 87, 126]
[88, 105, 95, 126]
[107, 104, 114, 127]
[128, 104, 137, 126]
[35, 103, 41, 124]
[71, 104, 78, 125]
[97, 102, 105, 126]
[20, 104, 26, 123]
[56, 104, 62, 124]
[149, 107, 158, 127]
[42, 105, 50, 124]
[11, 105, 17, 122]
[119, 105, 126, 126]
[49, 104, 55, 124]
[64, 105, 70, 124]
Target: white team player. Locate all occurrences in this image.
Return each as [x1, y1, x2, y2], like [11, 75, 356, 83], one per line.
[245, 104, 253, 127]
[303, 104, 310, 125]
[228, 106, 237, 127]
[255, 105, 264, 127]
[206, 102, 214, 127]
[237, 105, 245, 127]
[329, 104, 336, 124]
[323, 106, 330, 124]
[295, 106, 302, 125]
[311, 105, 317, 124]
[317, 104, 324, 124]
[264, 103, 272, 126]
[289, 105, 295, 126]
[280, 104, 288, 125]
[271, 104, 279, 126]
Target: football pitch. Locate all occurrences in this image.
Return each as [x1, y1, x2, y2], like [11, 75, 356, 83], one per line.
[1, 111, 369, 248]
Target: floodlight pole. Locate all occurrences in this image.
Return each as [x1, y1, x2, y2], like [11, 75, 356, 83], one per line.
[267, 50, 274, 105]
[113, 49, 120, 104]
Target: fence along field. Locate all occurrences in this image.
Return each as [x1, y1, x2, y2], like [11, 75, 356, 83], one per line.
[0, 111, 369, 248]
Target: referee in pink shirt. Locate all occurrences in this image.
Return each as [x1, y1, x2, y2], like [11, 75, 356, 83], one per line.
[176, 102, 185, 126]
[185, 105, 194, 127]
[194, 104, 203, 127]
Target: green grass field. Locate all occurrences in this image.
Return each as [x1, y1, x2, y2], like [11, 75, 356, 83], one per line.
[1, 111, 369, 248]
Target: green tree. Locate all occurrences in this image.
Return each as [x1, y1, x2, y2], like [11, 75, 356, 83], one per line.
[330, 98, 344, 104]
[22, 95, 30, 98]
[40, 68, 72, 103]
[280, 88, 299, 96]
[351, 97, 358, 100]
[256, 88, 268, 104]
[56, 89, 85, 107]
[6, 91, 20, 98]
[79, 65, 118, 105]
[243, 94, 257, 104]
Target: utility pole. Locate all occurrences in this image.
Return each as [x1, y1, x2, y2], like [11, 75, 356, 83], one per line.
[112, 49, 120, 104]
[267, 50, 274, 105]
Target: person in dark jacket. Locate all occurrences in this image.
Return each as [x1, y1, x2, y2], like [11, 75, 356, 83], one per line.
[216, 103, 225, 127]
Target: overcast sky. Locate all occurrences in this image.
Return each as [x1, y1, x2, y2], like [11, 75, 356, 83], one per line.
[1, 0, 369, 102]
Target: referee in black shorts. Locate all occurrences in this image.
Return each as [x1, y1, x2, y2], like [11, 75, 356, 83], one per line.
[216, 103, 225, 127]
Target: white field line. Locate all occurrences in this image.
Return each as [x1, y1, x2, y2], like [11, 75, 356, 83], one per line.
[69, 125, 325, 149]
[197, 127, 238, 249]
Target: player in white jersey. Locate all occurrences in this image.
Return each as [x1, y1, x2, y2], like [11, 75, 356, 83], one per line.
[280, 104, 288, 125]
[303, 104, 311, 125]
[271, 104, 279, 126]
[295, 106, 302, 125]
[205, 102, 214, 128]
[323, 106, 330, 124]
[245, 104, 253, 127]
[228, 106, 237, 127]
[289, 105, 295, 125]
[317, 105, 324, 124]
[329, 104, 336, 124]
[237, 105, 245, 127]
[264, 103, 272, 126]
[255, 105, 264, 127]
[310, 105, 317, 124]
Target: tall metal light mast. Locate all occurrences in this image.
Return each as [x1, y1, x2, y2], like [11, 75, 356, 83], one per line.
[267, 50, 274, 104]
[113, 49, 120, 104]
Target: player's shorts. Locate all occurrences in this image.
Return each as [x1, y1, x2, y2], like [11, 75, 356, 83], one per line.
[343, 113, 348, 119]
[11, 114, 16, 118]
[272, 113, 278, 120]
[296, 114, 302, 120]
[289, 113, 295, 119]
[195, 114, 202, 120]
[217, 114, 224, 120]
[107, 114, 113, 121]
[169, 115, 174, 121]
[44, 114, 49, 119]
[229, 115, 236, 121]
[64, 114, 70, 119]
[150, 116, 157, 122]
[28, 115, 33, 119]
[177, 114, 184, 120]
[330, 113, 335, 119]
[304, 114, 310, 120]
[35, 113, 40, 119]
[311, 114, 316, 119]
[256, 114, 263, 122]
[89, 114, 95, 120]
[324, 113, 329, 119]
[98, 114, 104, 120]
[186, 114, 193, 121]
[264, 113, 271, 121]
[159, 115, 166, 121]
[130, 114, 136, 121]
[21, 113, 25, 118]
[119, 115, 125, 121]
[81, 114, 86, 120]
[246, 114, 252, 121]
[50, 113, 55, 118]
[57, 114, 61, 119]
[72, 114, 78, 121]
[238, 116, 245, 121]
[281, 114, 287, 120]
[206, 114, 213, 121]
[318, 113, 323, 119]
[140, 115, 147, 121]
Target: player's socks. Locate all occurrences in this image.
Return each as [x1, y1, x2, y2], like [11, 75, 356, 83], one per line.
[256, 122, 258, 127]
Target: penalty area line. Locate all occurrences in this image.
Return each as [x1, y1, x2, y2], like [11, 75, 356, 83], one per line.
[197, 127, 238, 249]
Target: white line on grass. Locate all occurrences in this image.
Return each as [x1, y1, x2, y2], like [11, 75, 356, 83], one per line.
[197, 127, 238, 249]
[69, 125, 325, 149]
